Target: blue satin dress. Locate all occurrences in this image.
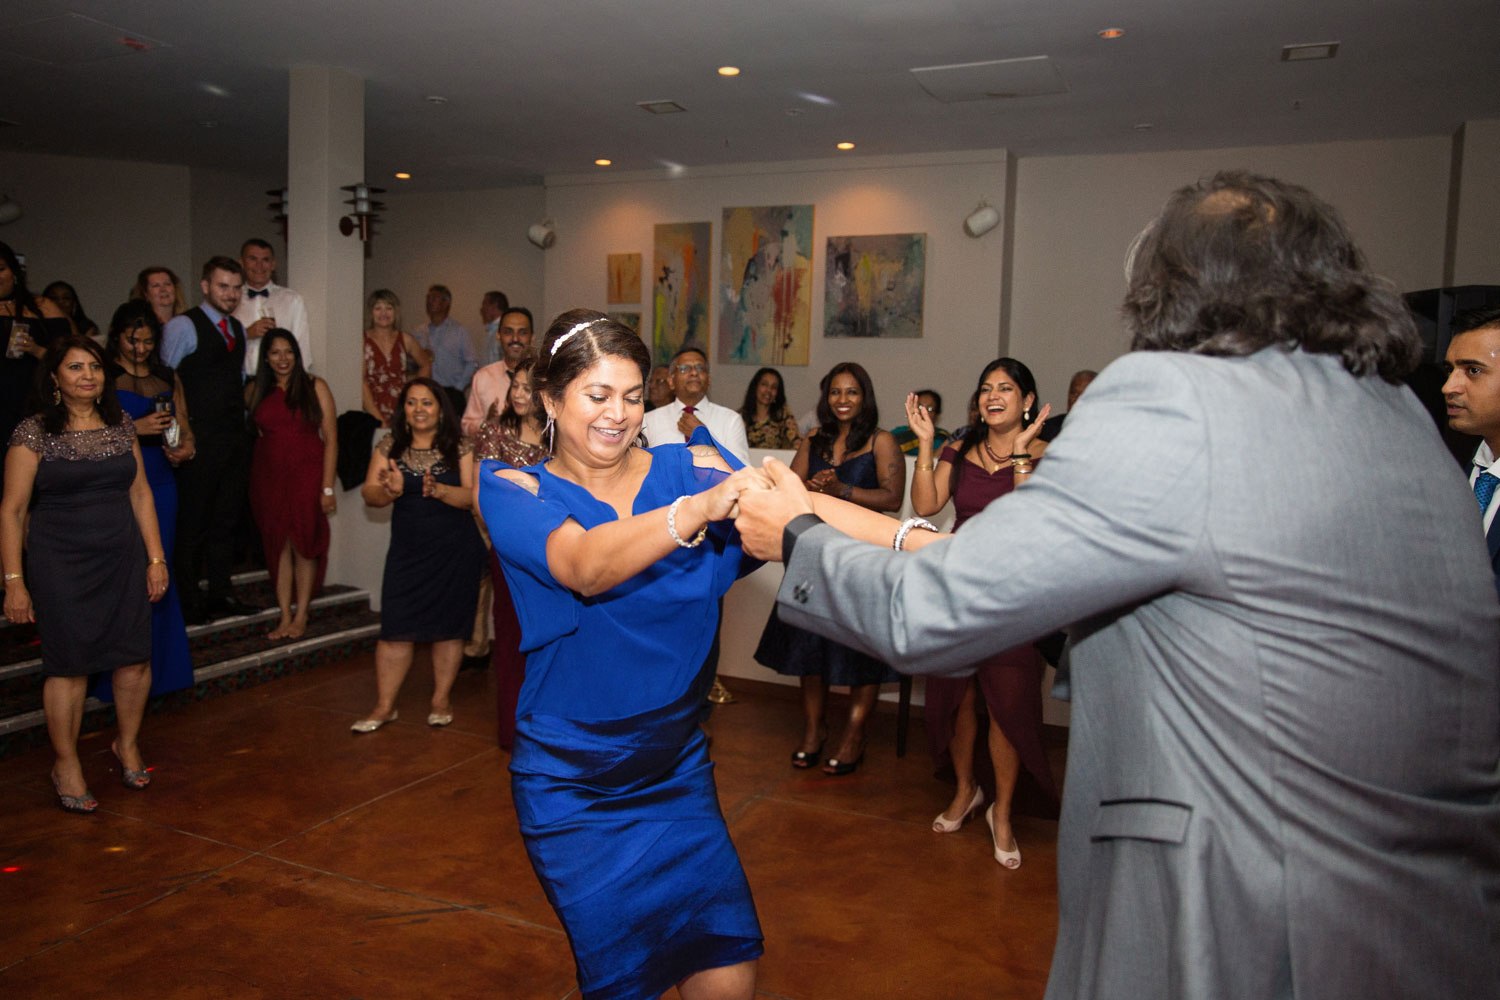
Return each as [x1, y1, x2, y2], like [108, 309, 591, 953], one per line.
[93, 387, 194, 701]
[478, 429, 763, 1000]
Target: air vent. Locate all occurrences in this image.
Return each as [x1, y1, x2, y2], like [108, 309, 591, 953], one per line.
[910, 56, 1065, 104]
[637, 100, 687, 115]
[1281, 42, 1339, 62]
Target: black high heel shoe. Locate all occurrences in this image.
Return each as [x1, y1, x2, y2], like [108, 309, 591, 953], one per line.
[822, 744, 866, 776]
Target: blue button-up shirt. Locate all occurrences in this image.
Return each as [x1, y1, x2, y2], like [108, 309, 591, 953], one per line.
[413, 316, 478, 391]
[162, 303, 231, 369]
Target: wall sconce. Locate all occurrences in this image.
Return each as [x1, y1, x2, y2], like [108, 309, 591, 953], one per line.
[0, 194, 21, 225]
[963, 200, 1001, 238]
[265, 188, 288, 242]
[527, 220, 556, 249]
[338, 183, 385, 252]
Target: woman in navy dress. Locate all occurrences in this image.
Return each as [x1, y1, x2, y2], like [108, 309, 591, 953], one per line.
[97, 301, 195, 701]
[906, 358, 1059, 869]
[754, 362, 905, 775]
[478, 310, 767, 1000]
[354, 377, 484, 732]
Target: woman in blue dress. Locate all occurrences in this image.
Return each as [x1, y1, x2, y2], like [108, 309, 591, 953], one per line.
[96, 300, 195, 700]
[477, 310, 768, 1000]
[754, 362, 905, 775]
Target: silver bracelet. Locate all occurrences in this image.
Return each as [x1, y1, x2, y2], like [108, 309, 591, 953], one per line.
[893, 516, 939, 551]
[667, 495, 707, 548]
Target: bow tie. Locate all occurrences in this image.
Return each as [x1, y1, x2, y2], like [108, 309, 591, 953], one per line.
[246, 287, 270, 298]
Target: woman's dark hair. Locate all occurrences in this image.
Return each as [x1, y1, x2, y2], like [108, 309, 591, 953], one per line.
[739, 366, 790, 426]
[1124, 170, 1420, 384]
[389, 376, 461, 470]
[34, 334, 124, 433]
[0, 241, 42, 318]
[105, 300, 170, 380]
[496, 356, 542, 436]
[811, 361, 879, 460]
[950, 357, 1037, 492]
[247, 329, 321, 426]
[42, 281, 95, 335]
[534, 308, 651, 445]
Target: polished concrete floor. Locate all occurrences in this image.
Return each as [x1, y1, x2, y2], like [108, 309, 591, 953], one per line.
[0, 652, 1062, 999]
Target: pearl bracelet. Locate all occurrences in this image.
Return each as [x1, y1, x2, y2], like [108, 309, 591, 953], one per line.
[893, 517, 939, 551]
[667, 495, 707, 548]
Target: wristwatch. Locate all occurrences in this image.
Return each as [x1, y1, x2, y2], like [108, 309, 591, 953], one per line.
[781, 513, 825, 564]
[322, 487, 334, 496]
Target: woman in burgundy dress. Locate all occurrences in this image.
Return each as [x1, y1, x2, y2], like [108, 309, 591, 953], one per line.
[362, 289, 428, 428]
[906, 357, 1058, 869]
[247, 330, 337, 639]
[472, 357, 549, 748]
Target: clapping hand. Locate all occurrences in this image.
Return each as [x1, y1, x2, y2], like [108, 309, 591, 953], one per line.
[379, 458, 405, 497]
[904, 392, 936, 443]
[735, 458, 815, 562]
[421, 469, 441, 500]
[1015, 403, 1052, 454]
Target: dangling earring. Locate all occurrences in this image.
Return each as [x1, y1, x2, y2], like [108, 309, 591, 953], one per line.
[52, 384, 61, 405]
[1023, 406, 1031, 422]
[545, 414, 555, 452]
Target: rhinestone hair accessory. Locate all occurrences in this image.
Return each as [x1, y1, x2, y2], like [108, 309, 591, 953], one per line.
[550, 319, 600, 357]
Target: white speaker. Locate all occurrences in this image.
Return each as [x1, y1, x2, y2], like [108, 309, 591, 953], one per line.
[963, 203, 1000, 238]
[527, 222, 556, 249]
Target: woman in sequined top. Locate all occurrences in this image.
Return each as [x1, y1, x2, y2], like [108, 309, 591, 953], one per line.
[1, 335, 170, 814]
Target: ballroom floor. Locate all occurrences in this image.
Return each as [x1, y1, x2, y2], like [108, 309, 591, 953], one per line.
[0, 651, 1063, 999]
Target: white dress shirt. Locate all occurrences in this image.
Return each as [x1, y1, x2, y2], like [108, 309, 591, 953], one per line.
[1470, 441, 1500, 535]
[233, 281, 312, 377]
[641, 396, 750, 465]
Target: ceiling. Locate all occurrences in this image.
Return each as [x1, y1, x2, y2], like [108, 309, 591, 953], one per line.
[1, 0, 1497, 191]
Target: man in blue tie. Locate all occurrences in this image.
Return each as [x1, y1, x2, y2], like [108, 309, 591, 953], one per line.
[1442, 306, 1500, 599]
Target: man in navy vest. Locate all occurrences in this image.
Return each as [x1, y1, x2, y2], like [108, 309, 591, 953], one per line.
[162, 256, 254, 623]
[1443, 305, 1500, 600]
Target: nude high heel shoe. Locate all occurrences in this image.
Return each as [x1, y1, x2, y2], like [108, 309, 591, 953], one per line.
[985, 803, 1022, 869]
[932, 786, 985, 833]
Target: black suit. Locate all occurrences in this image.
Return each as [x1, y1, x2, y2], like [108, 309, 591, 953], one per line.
[173, 307, 249, 613]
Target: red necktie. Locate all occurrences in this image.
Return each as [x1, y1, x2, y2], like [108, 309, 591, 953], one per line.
[682, 405, 696, 441]
[217, 317, 236, 351]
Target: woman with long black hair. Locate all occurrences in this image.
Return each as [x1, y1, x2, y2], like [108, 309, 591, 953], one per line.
[754, 361, 905, 775]
[737, 366, 801, 450]
[247, 329, 338, 639]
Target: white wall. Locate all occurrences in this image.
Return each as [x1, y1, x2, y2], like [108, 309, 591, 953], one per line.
[542, 151, 1011, 431]
[1009, 136, 1454, 409]
[1451, 119, 1500, 286]
[189, 167, 283, 283]
[364, 184, 547, 361]
[0, 150, 192, 324]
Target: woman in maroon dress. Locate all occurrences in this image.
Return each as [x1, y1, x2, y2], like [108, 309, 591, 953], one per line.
[906, 357, 1058, 869]
[247, 330, 337, 639]
[472, 357, 548, 749]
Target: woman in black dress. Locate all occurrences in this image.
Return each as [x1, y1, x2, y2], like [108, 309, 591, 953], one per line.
[1, 336, 170, 813]
[353, 377, 484, 732]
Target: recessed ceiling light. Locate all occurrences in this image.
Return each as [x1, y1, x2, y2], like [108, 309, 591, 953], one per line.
[1281, 41, 1339, 61]
[394, 172, 411, 180]
[1133, 123, 1153, 131]
[717, 66, 740, 77]
[425, 95, 449, 105]
[1098, 28, 1125, 39]
[199, 82, 232, 98]
[595, 158, 612, 166]
[198, 120, 218, 129]
[836, 141, 855, 150]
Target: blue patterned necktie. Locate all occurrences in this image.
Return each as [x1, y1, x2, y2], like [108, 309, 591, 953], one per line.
[1475, 470, 1499, 515]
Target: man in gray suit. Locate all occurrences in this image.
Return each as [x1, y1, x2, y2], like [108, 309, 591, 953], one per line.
[736, 172, 1500, 999]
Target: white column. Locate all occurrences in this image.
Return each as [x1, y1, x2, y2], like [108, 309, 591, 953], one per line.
[286, 66, 387, 599]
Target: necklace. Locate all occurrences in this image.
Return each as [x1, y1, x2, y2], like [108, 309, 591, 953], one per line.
[981, 440, 1012, 472]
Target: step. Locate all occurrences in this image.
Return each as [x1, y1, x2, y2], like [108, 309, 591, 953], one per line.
[0, 578, 381, 759]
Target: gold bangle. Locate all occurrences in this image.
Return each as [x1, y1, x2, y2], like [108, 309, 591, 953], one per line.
[148, 557, 167, 566]
[915, 463, 933, 472]
[3, 572, 21, 582]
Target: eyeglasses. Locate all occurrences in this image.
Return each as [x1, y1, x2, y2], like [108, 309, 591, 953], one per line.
[673, 363, 707, 374]
[918, 404, 937, 412]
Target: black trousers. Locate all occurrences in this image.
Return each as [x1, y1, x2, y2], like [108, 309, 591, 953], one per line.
[174, 425, 250, 609]
[440, 384, 467, 418]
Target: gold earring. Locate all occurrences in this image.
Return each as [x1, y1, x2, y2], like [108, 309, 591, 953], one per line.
[52, 385, 61, 405]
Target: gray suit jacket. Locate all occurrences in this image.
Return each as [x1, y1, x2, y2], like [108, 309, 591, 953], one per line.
[778, 348, 1500, 999]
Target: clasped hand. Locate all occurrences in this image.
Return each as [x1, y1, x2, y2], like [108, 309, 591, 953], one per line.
[726, 458, 816, 562]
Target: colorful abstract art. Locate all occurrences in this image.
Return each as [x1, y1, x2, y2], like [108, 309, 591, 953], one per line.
[824, 233, 926, 339]
[606, 253, 642, 304]
[652, 222, 712, 364]
[718, 204, 813, 366]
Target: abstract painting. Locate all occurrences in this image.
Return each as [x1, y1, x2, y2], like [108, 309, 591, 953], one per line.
[606, 253, 641, 304]
[608, 311, 641, 335]
[824, 233, 926, 339]
[652, 222, 712, 365]
[719, 204, 813, 366]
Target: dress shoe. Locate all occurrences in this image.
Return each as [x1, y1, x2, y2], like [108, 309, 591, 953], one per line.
[351, 710, 398, 734]
[790, 735, 826, 769]
[822, 744, 865, 776]
[933, 786, 985, 834]
[427, 711, 454, 727]
[111, 740, 151, 790]
[52, 772, 98, 814]
[985, 803, 1022, 869]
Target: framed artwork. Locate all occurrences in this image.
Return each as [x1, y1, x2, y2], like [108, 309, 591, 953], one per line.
[824, 233, 926, 339]
[608, 311, 641, 335]
[607, 253, 642, 304]
[719, 204, 813, 366]
[652, 222, 712, 365]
